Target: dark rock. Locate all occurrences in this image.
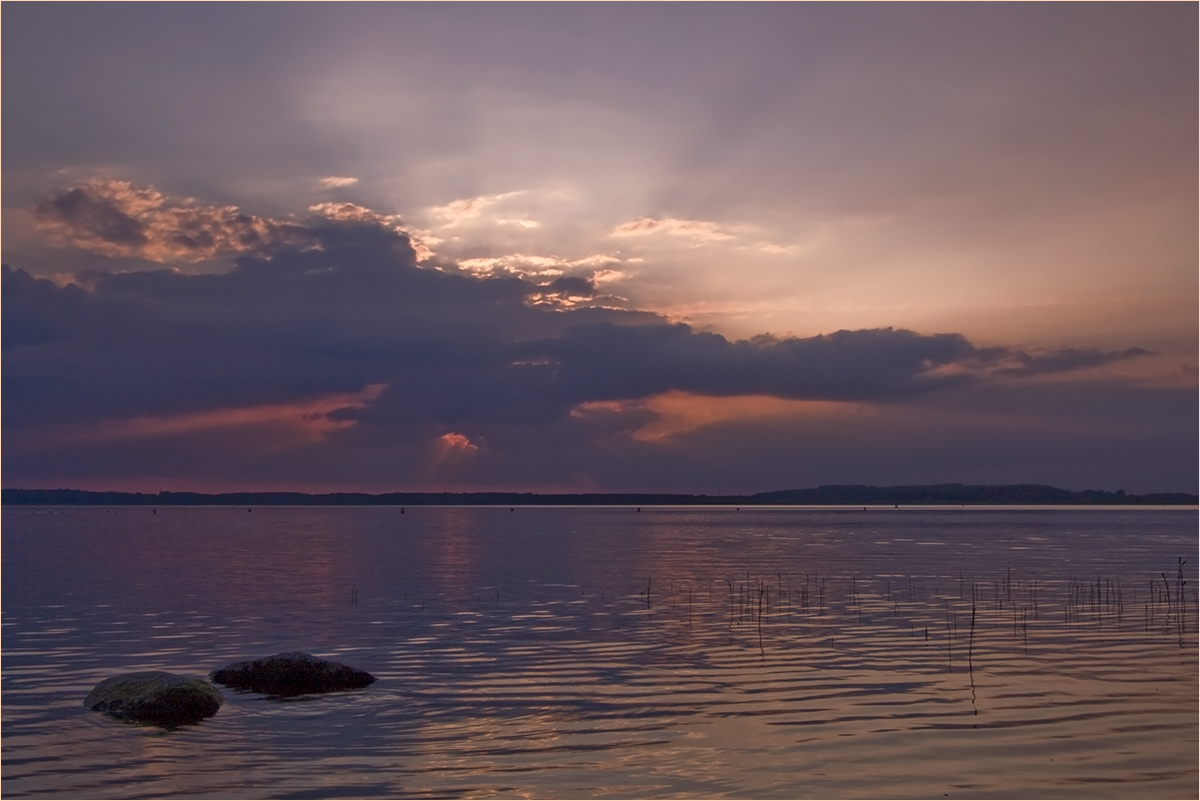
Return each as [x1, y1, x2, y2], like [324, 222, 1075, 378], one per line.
[210, 651, 376, 696]
[84, 671, 223, 726]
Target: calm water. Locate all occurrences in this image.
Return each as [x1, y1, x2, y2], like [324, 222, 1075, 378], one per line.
[2, 506, 1196, 799]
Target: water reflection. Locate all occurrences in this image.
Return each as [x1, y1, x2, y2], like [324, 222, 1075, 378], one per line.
[2, 507, 1196, 798]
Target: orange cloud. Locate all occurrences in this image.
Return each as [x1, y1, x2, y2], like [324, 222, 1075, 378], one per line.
[573, 390, 856, 441]
[423, 431, 482, 488]
[80, 384, 386, 444]
[438, 432, 479, 452]
[34, 180, 434, 268]
[35, 179, 319, 262]
[307, 201, 398, 226]
[318, 176, 359, 189]
[456, 252, 627, 279]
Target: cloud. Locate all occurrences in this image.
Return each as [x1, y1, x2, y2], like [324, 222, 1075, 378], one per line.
[390, 227, 444, 262]
[446, 254, 638, 310]
[429, 191, 524, 228]
[591, 267, 634, 283]
[34, 179, 320, 263]
[610, 217, 745, 243]
[319, 176, 359, 189]
[108, 384, 384, 442]
[438, 432, 478, 451]
[455, 252, 627, 279]
[514, 323, 1139, 407]
[609, 217, 796, 253]
[31, 179, 446, 270]
[750, 242, 795, 255]
[4, 223, 1146, 436]
[572, 391, 847, 442]
[307, 202, 398, 226]
[4, 194, 1177, 493]
[997, 346, 1152, 377]
[7, 385, 387, 460]
[525, 276, 607, 311]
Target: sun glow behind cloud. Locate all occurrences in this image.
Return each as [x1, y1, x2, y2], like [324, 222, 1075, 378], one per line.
[424, 432, 482, 488]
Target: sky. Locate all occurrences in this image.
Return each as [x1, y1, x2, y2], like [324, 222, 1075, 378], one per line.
[3, 3, 1196, 495]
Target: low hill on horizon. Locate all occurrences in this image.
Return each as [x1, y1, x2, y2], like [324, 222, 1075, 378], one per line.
[2, 483, 1195, 506]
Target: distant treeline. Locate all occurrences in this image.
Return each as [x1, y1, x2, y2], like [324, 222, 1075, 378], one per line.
[2, 484, 1196, 506]
[752, 484, 1197, 505]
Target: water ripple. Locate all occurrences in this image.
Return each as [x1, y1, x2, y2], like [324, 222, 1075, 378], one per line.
[3, 506, 1196, 798]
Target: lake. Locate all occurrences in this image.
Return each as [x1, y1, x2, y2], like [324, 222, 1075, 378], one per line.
[2, 505, 1196, 799]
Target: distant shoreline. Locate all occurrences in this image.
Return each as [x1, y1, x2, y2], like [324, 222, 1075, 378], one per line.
[3, 484, 1196, 506]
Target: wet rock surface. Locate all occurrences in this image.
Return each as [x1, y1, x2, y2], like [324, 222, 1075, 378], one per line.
[84, 671, 223, 726]
[210, 651, 376, 696]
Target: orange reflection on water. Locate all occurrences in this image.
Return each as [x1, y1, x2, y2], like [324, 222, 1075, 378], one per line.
[429, 507, 478, 591]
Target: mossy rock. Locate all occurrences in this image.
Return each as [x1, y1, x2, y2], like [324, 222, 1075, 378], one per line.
[85, 671, 223, 726]
[210, 651, 376, 696]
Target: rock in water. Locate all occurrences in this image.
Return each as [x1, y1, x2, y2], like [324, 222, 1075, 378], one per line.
[210, 651, 376, 696]
[84, 671, 223, 725]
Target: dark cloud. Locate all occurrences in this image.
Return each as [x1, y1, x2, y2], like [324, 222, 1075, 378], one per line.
[991, 346, 1151, 377]
[521, 324, 983, 404]
[4, 218, 1178, 493]
[37, 185, 150, 249]
[545, 275, 595, 296]
[4, 222, 1142, 427]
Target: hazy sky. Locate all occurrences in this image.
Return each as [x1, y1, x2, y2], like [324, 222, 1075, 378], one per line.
[3, 3, 1196, 494]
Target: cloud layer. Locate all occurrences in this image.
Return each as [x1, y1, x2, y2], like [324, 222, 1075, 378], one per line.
[6, 207, 1186, 494]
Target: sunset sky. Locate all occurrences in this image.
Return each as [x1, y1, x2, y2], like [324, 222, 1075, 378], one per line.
[3, 3, 1196, 495]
